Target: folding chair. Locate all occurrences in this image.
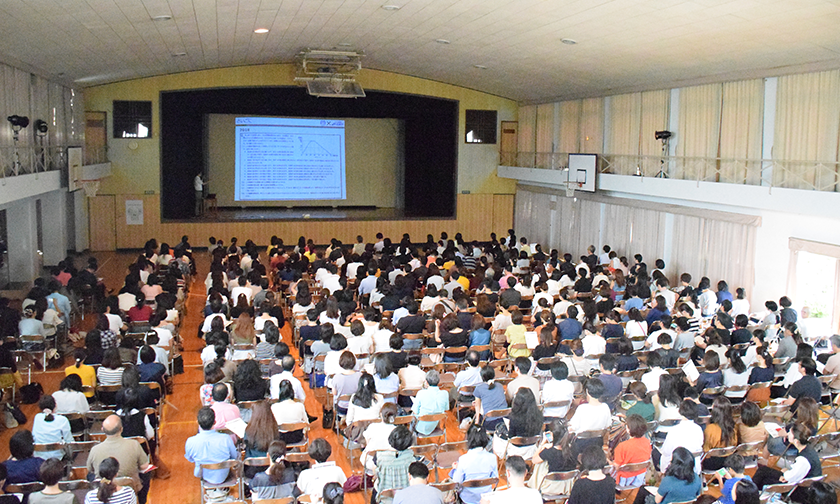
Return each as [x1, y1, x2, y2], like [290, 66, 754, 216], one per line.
[198, 459, 241, 504]
[539, 470, 579, 504]
[278, 421, 310, 452]
[434, 441, 468, 482]
[415, 412, 447, 444]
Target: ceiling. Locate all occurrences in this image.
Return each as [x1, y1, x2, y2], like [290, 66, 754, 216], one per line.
[1, 0, 840, 103]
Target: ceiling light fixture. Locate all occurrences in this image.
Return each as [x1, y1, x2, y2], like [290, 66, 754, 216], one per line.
[337, 42, 352, 47]
[172, 52, 187, 57]
[435, 39, 450, 44]
[473, 64, 487, 69]
[151, 15, 172, 21]
[561, 38, 577, 45]
[381, 5, 401, 11]
[254, 28, 269, 34]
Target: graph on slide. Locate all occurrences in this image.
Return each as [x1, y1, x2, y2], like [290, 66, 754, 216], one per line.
[300, 136, 339, 157]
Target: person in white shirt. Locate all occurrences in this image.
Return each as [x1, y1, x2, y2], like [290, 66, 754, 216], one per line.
[655, 278, 678, 312]
[451, 351, 484, 402]
[730, 287, 750, 317]
[506, 357, 540, 402]
[581, 325, 606, 358]
[697, 279, 719, 317]
[599, 246, 612, 266]
[541, 362, 575, 419]
[270, 356, 306, 402]
[229, 277, 253, 305]
[641, 353, 668, 392]
[398, 354, 427, 391]
[480, 455, 542, 504]
[568, 378, 612, 435]
[658, 400, 704, 473]
[296, 438, 347, 501]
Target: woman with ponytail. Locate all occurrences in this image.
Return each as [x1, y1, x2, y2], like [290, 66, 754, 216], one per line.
[32, 395, 73, 460]
[249, 441, 295, 500]
[85, 458, 136, 504]
[64, 348, 96, 400]
[473, 365, 508, 430]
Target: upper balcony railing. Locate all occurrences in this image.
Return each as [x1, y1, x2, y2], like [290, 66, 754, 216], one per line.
[501, 151, 840, 193]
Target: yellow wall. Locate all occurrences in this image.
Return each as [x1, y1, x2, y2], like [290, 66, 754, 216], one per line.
[84, 64, 518, 196]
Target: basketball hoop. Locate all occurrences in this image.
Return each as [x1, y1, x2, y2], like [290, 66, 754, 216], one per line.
[79, 179, 100, 198]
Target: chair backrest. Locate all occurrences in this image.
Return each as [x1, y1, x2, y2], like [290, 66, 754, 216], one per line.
[762, 483, 796, 494]
[430, 481, 458, 492]
[34, 442, 65, 452]
[5, 482, 46, 494]
[544, 470, 579, 483]
[483, 408, 512, 420]
[200, 459, 240, 472]
[460, 477, 499, 489]
[284, 452, 313, 464]
[243, 457, 270, 468]
[613, 460, 651, 475]
[706, 445, 738, 458]
[58, 480, 91, 491]
[278, 421, 310, 433]
[541, 400, 571, 409]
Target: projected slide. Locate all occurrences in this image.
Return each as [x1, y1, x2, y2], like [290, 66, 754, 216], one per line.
[234, 117, 346, 201]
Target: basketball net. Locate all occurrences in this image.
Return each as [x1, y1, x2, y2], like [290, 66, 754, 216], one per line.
[80, 180, 100, 198]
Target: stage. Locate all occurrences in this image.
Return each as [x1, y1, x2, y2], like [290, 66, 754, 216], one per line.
[186, 206, 421, 222]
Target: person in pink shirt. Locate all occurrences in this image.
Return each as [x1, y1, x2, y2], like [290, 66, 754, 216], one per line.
[209, 383, 241, 430]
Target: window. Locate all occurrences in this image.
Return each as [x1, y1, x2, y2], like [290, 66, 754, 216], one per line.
[113, 101, 152, 138]
[465, 109, 497, 144]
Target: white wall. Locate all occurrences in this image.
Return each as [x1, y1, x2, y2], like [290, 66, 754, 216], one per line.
[498, 165, 840, 309]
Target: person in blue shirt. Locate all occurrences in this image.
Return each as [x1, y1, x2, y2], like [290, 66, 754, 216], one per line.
[32, 395, 73, 460]
[645, 296, 670, 327]
[715, 455, 751, 504]
[46, 281, 71, 327]
[184, 407, 238, 485]
[451, 424, 498, 504]
[558, 306, 582, 341]
[412, 370, 449, 435]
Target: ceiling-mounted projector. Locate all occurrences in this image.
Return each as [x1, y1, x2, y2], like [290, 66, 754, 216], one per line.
[295, 49, 365, 98]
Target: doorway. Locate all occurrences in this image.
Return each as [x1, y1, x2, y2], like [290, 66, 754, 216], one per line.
[792, 249, 840, 338]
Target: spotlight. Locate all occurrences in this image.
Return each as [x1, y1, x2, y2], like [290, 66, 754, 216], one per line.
[7, 115, 29, 130]
[654, 130, 672, 140]
[35, 119, 48, 135]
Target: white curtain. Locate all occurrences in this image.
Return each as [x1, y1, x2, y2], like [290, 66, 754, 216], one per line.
[774, 69, 840, 191]
[518, 105, 537, 161]
[608, 93, 642, 175]
[676, 84, 722, 181]
[515, 190, 553, 248]
[719, 79, 764, 184]
[515, 185, 757, 294]
[536, 103, 555, 167]
[558, 100, 581, 154]
[671, 215, 757, 298]
[601, 203, 666, 267]
[580, 97, 604, 155]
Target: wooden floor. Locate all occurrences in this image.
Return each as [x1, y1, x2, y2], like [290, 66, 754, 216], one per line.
[3, 251, 839, 504]
[0, 251, 468, 504]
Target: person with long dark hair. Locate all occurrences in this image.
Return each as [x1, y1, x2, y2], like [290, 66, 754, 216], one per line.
[702, 396, 737, 471]
[53, 373, 90, 433]
[723, 348, 750, 401]
[84, 458, 137, 504]
[633, 447, 700, 504]
[233, 359, 267, 403]
[346, 373, 383, 425]
[270, 381, 307, 444]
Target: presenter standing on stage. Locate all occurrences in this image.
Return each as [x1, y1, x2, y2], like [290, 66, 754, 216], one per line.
[194, 174, 208, 216]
